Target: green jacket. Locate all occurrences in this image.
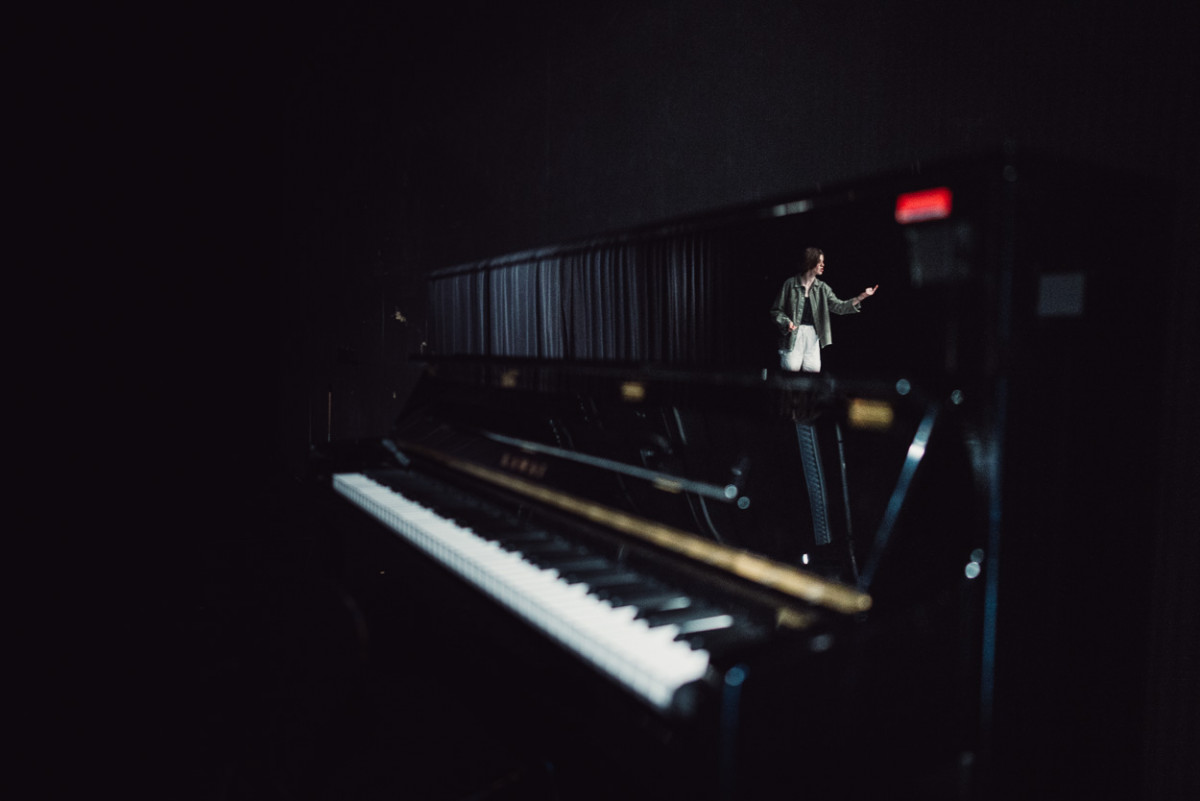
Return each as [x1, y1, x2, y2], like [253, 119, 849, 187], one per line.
[769, 276, 861, 350]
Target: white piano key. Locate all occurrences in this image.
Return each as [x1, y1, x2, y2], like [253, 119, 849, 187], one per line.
[334, 472, 711, 711]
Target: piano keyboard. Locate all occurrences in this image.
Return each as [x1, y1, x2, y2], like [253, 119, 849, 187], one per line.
[333, 470, 728, 713]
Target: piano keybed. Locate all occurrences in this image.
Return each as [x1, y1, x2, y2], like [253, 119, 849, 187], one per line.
[311, 362, 983, 799]
[333, 467, 785, 715]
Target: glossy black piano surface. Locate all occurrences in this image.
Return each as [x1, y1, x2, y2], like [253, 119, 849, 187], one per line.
[307, 359, 985, 800]
[289, 155, 1172, 800]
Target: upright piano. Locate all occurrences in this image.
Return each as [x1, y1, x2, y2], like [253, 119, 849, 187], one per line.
[307, 153, 1172, 800]
[309, 358, 984, 800]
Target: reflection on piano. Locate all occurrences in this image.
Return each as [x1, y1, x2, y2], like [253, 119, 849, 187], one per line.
[309, 359, 984, 800]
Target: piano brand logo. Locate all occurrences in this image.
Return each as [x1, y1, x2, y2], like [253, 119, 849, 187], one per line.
[847, 398, 894, 430]
[500, 451, 549, 480]
[620, 381, 647, 402]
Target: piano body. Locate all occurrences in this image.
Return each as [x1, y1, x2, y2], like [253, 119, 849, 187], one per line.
[311, 361, 980, 800]
[307, 153, 1172, 800]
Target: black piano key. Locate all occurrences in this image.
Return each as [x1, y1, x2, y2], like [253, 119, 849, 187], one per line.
[487, 528, 552, 545]
[610, 588, 693, 613]
[672, 613, 737, 635]
[592, 578, 669, 600]
[638, 604, 727, 628]
[515, 539, 583, 563]
[562, 566, 646, 589]
[548, 556, 614, 576]
[471, 519, 529, 539]
[578, 571, 645, 590]
[526, 542, 590, 558]
[446, 510, 503, 530]
[675, 622, 768, 653]
[489, 532, 556, 554]
[585, 580, 658, 609]
[365, 468, 768, 657]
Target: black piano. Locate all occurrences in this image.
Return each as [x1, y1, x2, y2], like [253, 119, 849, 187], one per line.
[305, 153, 1171, 800]
[309, 358, 983, 800]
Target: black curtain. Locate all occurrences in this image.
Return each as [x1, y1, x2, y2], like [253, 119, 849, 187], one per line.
[428, 230, 735, 365]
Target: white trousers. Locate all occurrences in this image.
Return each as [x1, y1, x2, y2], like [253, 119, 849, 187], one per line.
[780, 325, 821, 372]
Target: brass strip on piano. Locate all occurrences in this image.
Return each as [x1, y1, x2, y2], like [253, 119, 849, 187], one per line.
[395, 438, 873, 616]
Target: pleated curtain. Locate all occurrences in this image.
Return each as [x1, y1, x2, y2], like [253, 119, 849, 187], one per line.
[428, 231, 730, 365]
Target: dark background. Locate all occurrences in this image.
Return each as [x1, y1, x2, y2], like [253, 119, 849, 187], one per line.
[174, 1, 1200, 798]
[275, 0, 1197, 465]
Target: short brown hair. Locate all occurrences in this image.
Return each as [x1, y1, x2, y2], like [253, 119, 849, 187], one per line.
[802, 247, 824, 271]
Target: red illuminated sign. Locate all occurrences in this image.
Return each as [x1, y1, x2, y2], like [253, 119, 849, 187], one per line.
[895, 187, 953, 223]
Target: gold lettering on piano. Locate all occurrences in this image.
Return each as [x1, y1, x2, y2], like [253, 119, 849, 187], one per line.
[500, 451, 548, 480]
[847, 397, 894, 430]
[620, 381, 646, 402]
[500, 369, 520, 388]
